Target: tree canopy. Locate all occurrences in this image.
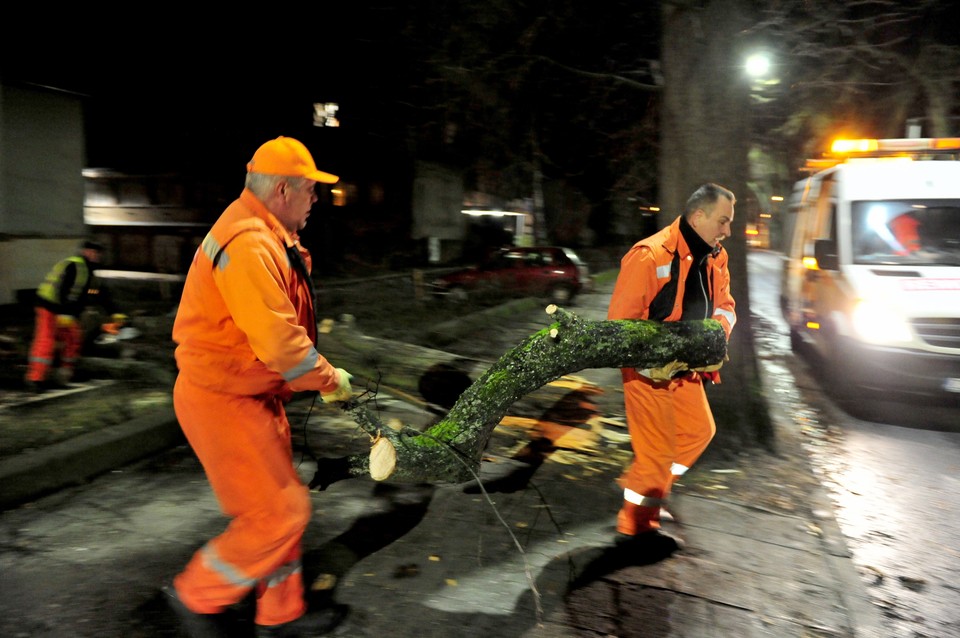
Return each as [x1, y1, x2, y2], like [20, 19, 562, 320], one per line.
[376, 0, 959, 240]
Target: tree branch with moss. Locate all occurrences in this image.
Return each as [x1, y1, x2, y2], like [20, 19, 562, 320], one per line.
[311, 305, 726, 490]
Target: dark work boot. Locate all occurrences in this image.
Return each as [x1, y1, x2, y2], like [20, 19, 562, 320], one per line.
[161, 583, 231, 638]
[255, 604, 349, 637]
[24, 379, 46, 394]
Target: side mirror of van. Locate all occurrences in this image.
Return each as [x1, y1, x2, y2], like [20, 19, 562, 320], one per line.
[813, 239, 839, 271]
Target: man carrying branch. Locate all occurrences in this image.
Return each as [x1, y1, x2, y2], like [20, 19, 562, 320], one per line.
[607, 183, 737, 559]
[165, 137, 354, 637]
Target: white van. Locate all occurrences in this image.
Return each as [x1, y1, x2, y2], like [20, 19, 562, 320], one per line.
[780, 137, 960, 403]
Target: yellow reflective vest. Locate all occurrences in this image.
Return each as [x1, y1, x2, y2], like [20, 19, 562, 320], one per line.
[36, 255, 96, 316]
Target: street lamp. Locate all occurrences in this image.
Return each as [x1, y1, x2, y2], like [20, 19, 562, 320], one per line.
[745, 50, 780, 96]
[743, 50, 784, 249]
[745, 52, 771, 79]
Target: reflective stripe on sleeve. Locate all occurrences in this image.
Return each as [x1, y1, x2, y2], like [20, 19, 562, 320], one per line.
[282, 349, 319, 382]
[714, 307, 735, 328]
[201, 234, 227, 270]
[656, 263, 671, 279]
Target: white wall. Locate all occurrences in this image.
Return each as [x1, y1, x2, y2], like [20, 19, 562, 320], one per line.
[0, 238, 79, 305]
[0, 83, 87, 306]
[411, 161, 465, 241]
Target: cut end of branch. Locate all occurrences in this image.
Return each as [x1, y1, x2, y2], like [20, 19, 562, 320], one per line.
[546, 304, 557, 315]
[549, 327, 559, 339]
[369, 437, 397, 481]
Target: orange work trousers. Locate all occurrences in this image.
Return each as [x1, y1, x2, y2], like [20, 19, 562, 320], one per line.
[26, 307, 81, 383]
[617, 370, 715, 535]
[172, 374, 312, 627]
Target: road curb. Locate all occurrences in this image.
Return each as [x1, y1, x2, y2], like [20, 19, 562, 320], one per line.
[759, 351, 888, 637]
[0, 407, 182, 510]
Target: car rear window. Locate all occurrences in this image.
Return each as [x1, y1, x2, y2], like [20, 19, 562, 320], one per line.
[560, 248, 582, 265]
[524, 251, 548, 266]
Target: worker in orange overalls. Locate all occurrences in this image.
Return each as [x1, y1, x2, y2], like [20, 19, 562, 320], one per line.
[607, 183, 737, 561]
[164, 137, 354, 638]
[888, 212, 922, 255]
[25, 240, 106, 392]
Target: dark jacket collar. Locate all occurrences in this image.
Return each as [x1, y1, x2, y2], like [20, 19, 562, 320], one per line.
[679, 215, 713, 260]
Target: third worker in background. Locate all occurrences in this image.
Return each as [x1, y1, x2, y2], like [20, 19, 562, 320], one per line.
[607, 183, 737, 561]
[165, 136, 355, 637]
[25, 239, 110, 392]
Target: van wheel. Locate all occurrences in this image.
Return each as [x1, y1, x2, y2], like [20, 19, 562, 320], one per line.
[788, 328, 803, 353]
[819, 333, 867, 412]
[822, 339, 885, 420]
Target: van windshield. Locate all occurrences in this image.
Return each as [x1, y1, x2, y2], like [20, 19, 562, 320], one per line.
[851, 199, 960, 266]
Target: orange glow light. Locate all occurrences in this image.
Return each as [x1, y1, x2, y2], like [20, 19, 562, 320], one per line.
[831, 139, 879, 154]
[932, 138, 960, 150]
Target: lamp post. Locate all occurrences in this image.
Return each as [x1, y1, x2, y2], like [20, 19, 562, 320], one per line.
[743, 49, 785, 249]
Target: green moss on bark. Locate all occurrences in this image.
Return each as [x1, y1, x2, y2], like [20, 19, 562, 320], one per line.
[318, 310, 727, 487]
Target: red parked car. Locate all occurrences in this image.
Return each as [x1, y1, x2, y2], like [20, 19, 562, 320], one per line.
[429, 246, 592, 304]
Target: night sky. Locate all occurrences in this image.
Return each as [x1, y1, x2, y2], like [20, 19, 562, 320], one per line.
[6, 4, 957, 183]
[2, 11, 401, 179]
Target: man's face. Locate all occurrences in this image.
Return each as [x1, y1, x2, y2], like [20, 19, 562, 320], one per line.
[277, 179, 319, 233]
[691, 197, 735, 248]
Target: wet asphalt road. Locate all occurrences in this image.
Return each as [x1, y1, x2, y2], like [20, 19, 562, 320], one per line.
[1, 250, 958, 637]
[748, 250, 960, 637]
[0, 275, 623, 638]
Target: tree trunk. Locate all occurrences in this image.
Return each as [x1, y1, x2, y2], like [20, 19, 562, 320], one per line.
[311, 305, 726, 489]
[659, 0, 774, 454]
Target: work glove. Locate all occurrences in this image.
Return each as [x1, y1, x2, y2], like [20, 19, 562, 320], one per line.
[691, 360, 724, 373]
[321, 368, 354, 403]
[56, 315, 78, 328]
[636, 360, 689, 382]
[692, 354, 728, 384]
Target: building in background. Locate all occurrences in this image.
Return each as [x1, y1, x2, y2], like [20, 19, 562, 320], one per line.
[0, 81, 87, 307]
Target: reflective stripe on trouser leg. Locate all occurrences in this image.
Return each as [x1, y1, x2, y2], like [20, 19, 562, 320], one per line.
[172, 374, 311, 624]
[624, 488, 663, 508]
[255, 550, 307, 627]
[26, 308, 57, 382]
[618, 488, 665, 535]
[55, 322, 82, 383]
[670, 375, 715, 475]
[617, 372, 714, 535]
[58, 321, 82, 370]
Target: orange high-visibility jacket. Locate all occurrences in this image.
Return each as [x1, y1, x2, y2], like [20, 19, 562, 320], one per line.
[607, 216, 736, 373]
[173, 189, 339, 397]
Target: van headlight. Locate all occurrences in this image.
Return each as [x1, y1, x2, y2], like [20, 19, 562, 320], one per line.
[850, 299, 913, 344]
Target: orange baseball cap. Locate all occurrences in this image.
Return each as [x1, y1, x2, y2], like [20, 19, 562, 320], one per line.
[246, 136, 339, 184]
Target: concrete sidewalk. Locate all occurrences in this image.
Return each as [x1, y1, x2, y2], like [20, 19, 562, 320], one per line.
[0, 279, 887, 637]
[296, 364, 887, 638]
